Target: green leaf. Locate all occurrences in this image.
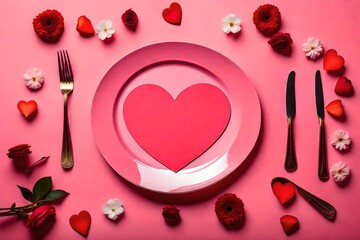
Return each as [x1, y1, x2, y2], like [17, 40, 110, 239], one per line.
[43, 190, 69, 202]
[32, 176, 52, 201]
[17, 185, 35, 202]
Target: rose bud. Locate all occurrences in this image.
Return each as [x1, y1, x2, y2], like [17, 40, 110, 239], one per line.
[7, 144, 32, 171]
[268, 32, 293, 55]
[121, 9, 138, 31]
[162, 205, 181, 226]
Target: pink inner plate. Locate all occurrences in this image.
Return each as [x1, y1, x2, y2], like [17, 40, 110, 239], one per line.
[91, 42, 261, 193]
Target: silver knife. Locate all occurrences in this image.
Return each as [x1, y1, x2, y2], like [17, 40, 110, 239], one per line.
[315, 70, 329, 181]
[284, 71, 297, 172]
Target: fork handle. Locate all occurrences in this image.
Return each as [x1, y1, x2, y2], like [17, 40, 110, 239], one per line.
[61, 93, 74, 169]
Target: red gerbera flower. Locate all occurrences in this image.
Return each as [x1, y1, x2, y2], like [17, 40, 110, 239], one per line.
[215, 193, 245, 229]
[33, 9, 64, 43]
[253, 4, 281, 36]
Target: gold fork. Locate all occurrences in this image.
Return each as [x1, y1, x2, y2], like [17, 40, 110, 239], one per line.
[57, 50, 74, 169]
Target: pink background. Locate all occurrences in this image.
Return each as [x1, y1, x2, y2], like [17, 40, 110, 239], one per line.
[1, 0, 359, 239]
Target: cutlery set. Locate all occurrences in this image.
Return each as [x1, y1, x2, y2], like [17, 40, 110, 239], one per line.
[284, 70, 329, 181]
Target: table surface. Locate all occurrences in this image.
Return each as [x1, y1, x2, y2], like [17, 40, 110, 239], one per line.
[1, 0, 359, 239]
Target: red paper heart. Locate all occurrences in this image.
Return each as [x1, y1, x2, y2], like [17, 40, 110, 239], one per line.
[76, 15, 95, 36]
[17, 100, 37, 119]
[69, 210, 91, 237]
[323, 49, 345, 71]
[123, 83, 231, 172]
[335, 76, 354, 97]
[280, 215, 299, 235]
[271, 182, 296, 204]
[325, 99, 345, 118]
[162, 2, 182, 25]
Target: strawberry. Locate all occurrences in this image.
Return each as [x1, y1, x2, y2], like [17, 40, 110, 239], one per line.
[280, 215, 299, 235]
[323, 49, 345, 71]
[271, 182, 296, 205]
[325, 99, 345, 118]
[76, 16, 95, 36]
[335, 76, 354, 97]
[17, 100, 37, 119]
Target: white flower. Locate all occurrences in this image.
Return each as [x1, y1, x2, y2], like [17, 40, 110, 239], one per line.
[330, 161, 350, 182]
[102, 199, 124, 220]
[331, 130, 351, 151]
[302, 37, 323, 59]
[23, 68, 44, 90]
[222, 14, 241, 34]
[95, 20, 115, 40]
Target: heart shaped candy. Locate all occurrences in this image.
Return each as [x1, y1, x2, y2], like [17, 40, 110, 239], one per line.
[69, 210, 91, 237]
[326, 99, 345, 118]
[271, 182, 296, 205]
[123, 83, 231, 173]
[162, 2, 182, 25]
[280, 215, 299, 235]
[323, 49, 345, 71]
[335, 76, 354, 97]
[17, 100, 37, 119]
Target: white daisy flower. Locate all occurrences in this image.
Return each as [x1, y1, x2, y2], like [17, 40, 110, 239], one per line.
[331, 130, 351, 151]
[303, 37, 323, 59]
[222, 14, 241, 34]
[102, 199, 124, 220]
[23, 68, 44, 90]
[95, 20, 115, 40]
[330, 161, 350, 182]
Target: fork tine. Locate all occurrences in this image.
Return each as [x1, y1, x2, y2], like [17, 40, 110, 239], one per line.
[57, 51, 64, 81]
[64, 50, 74, 81]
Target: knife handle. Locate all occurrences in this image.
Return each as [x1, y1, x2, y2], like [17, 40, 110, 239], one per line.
[318, 118, 329, 181]
[285, 118, 297, 172]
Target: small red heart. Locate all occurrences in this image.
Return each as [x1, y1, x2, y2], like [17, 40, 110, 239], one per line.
[271, 182, 296, 205]
[76, 15, 95, 37]
[325, 99, 345, 118]
[69, 210, 91, 237]
[280, 215, 299, 235]
[323, 49, 345, 71]
[162, 2, 182, 25]
[335, 76, 354, 97]
[17, 100, 37, 119]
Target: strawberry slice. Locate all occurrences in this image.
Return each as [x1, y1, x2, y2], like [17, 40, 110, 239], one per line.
[335, 76, 354, 97]
[325, 99, 345, 118]
[280, 215, 299, 235]
[323, 49, 345, 71]
[76, 16, 95, 36]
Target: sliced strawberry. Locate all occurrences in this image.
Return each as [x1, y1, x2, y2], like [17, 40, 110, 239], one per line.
[325, 99, 345, 118]
[76, 16, 95, 36]
[335, 76, 354, 97]
[271, 182, 296, 205]
[323, 49, 345, 71]
[17, 100, 37, 119]
[280, 215, 299, 235]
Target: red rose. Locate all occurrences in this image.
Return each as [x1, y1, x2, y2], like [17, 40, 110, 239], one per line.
[121, 9, 138, 31]
[7, 144, 32, 171]
[268, 32, 293, 55]
[162, 205, 181, 225]
[26, 204, 56, 231]
[33, 9, 64, 43]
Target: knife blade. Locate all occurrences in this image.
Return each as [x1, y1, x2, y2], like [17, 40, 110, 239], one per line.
[315, 70, 329, 181]
[286, 71, 296, 118]
[284, 71, 297, 172]
[315, 70, 324, 119]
